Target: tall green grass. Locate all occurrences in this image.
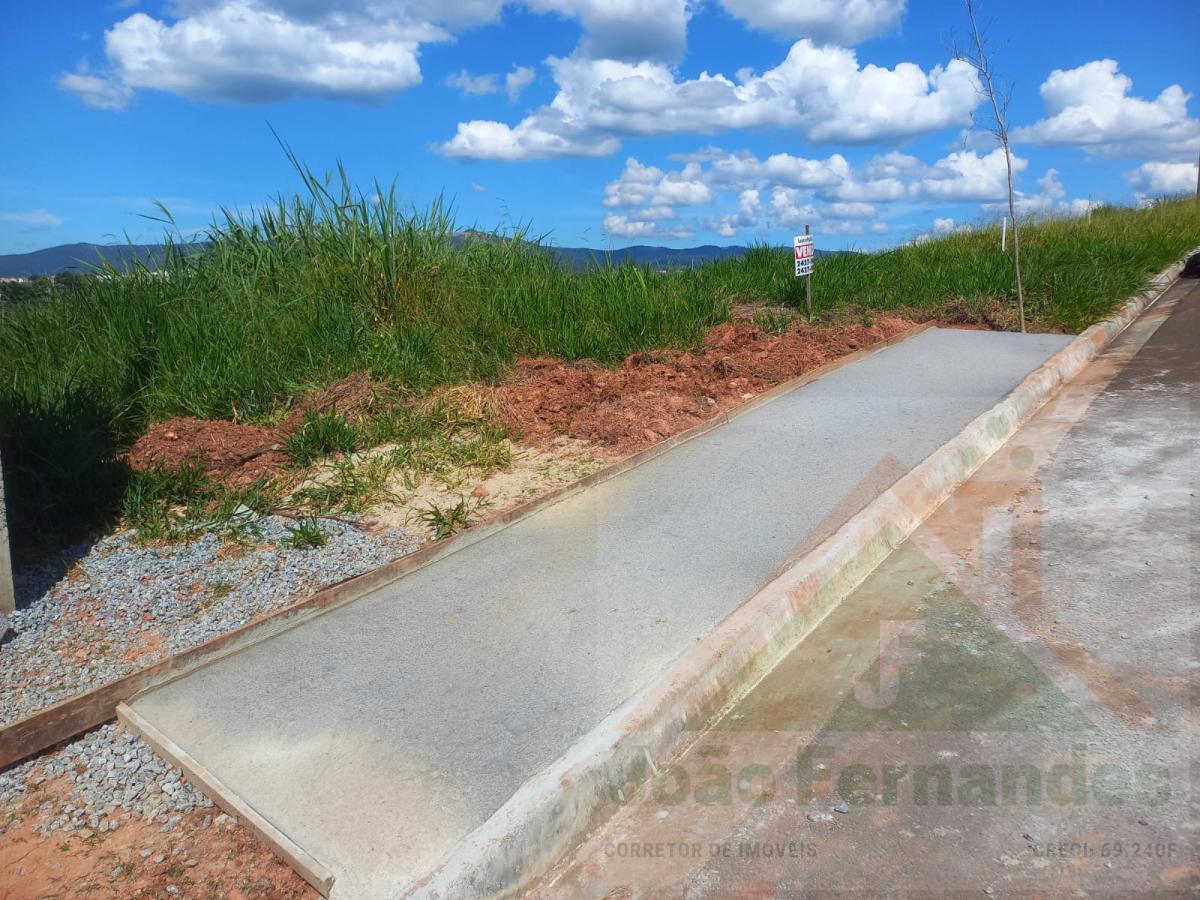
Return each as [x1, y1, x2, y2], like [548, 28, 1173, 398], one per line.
[0, 151, 1196, 554]
[698, 200, 1200, 331]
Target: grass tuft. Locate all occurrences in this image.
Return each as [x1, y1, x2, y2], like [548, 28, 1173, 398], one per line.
[285, 410, 362, 467]
[418, 494, 485, 540]
[282, 518, 330, 550]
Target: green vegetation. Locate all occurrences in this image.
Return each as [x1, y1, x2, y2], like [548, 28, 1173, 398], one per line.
[289, 456, 397, 517]
[703, 199, 1200, 332]
[0, 147, 1195, 555]
[282, 518, 330, 550]
[285, 410, 362, 467]
[418, 495, 485, 540]
[0, 272, 91, 307]
[120, 464, 281, 544]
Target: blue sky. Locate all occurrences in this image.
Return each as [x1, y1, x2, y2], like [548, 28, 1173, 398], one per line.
[1, 0, 1197, 255]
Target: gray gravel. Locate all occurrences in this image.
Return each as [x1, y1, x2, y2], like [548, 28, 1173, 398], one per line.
[1, 516, 421, 726]
[0, 722, 212, 836]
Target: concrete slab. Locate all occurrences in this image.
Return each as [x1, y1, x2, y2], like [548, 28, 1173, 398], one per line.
[124, 327, 1071, 898]
[539, 277, 1199, 898]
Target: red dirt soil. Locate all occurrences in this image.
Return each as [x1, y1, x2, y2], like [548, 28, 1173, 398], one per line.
[500, 316, 916, 455]
[125, 320, 917, 482]
[126, 418, 288, 485]
[0, 776, 316, 900]
[126, 372, 390, 485]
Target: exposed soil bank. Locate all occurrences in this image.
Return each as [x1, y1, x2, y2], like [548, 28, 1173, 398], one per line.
[501, 316, 915, 455]
[127, 318, 916, 480]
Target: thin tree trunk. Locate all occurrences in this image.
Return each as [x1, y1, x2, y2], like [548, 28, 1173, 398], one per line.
[1002, 142, 1026, 332]
[964, 0, 1027, 333]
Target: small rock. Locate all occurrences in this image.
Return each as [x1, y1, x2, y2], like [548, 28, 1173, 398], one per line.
[807, 812, 834, 823]
[833, 801, 850, 814]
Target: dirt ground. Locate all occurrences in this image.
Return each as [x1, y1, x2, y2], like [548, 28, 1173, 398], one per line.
[500, 316, 915, 454]
[1, 776, 315, 900]
[367, 437, 607, 537]
[126, 372, 390, 484]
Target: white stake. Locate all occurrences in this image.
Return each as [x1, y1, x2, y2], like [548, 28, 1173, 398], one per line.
[1001, 215, 1007, 252]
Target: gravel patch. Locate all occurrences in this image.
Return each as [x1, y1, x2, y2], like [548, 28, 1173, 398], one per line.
[1, 516, 422, 726]
[0, 722, 212, 836]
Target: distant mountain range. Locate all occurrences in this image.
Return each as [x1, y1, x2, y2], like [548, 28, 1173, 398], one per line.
[0, 243, 187, 277]
[0, 240, 842, 277]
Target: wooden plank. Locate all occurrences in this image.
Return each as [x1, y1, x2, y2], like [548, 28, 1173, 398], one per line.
[0, 323, 932, 769]
[117, 703, 336, 897]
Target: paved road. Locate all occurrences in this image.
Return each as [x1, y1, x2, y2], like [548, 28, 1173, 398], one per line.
[538, 276, 1200, 897]
[123, 328, 1071, 898]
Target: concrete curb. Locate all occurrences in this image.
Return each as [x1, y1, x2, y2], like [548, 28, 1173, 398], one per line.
[408, 249, 1198, 899]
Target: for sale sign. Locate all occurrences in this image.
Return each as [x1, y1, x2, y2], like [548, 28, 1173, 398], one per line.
[793, 234, 814, 276]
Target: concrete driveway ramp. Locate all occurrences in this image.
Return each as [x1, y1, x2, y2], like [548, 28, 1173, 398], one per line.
[120, 328, 1071, 898]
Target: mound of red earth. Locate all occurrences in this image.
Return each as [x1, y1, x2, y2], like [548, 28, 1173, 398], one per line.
[126, 418, 288, 484]
[127, 319, 917, 481]
[126, 372, 389, 484]
[499, 316, 916, 455]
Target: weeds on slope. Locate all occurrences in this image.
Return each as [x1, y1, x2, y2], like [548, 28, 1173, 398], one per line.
[0, 142, 1195, 556]
[699, 200, 1200, 332]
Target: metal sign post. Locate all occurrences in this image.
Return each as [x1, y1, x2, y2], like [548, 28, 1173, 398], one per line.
[794, 226, 814, 320]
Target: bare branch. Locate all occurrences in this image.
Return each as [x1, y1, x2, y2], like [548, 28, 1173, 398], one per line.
[961, 0, 1026, 332]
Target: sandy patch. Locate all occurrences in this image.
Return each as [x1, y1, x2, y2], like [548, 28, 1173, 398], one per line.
[366, 437, 608, 538]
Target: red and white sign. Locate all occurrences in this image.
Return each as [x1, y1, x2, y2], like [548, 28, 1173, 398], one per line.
[793, 234, 814, 276]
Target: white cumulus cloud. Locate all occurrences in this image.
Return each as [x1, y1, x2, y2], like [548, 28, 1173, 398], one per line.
[441, 40, 980, 160]
[602, 213, 659, 237]
[596, 145, 1055, 242]
[1126, 161, 1199, 196]
[719, 0, 906, 45]
[603, 159, 712, 208]
[60, 2, 442, 107]
[1012, 59, 1200, 162]
[60, 0, 599, 108]
[915, 148, 1023, 202]
[525, 0, 690, 61]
